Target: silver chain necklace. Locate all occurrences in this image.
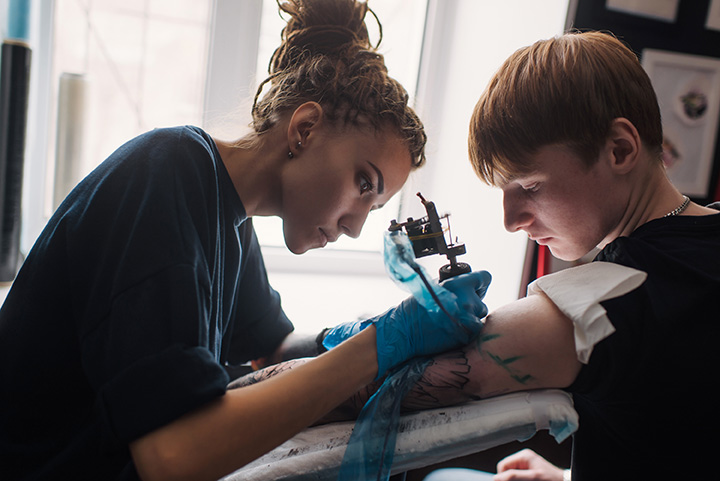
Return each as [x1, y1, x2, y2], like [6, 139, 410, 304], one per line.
[664, 195, 690, 217]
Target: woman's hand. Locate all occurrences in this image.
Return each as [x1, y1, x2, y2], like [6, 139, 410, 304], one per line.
[323, 270, 492, 379]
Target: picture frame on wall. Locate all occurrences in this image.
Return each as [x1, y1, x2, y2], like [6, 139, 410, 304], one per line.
[605, 0, 680, 23]
[642, 49, 720, 199]
[707, 0, 720, 31]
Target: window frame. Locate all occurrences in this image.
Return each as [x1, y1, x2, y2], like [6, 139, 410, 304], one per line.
[21, 0, 432, 274]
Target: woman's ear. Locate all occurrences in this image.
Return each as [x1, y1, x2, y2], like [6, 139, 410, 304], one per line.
[286, 102, 323, 157]
[606, 117, 641, 175]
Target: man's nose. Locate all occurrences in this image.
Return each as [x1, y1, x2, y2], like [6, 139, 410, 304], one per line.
[503, 191, 533, 233]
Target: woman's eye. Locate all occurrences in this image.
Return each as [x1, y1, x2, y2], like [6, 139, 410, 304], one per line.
[360, 174, 375, 194]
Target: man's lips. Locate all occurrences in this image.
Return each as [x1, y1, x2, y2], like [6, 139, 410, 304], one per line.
[528, 234, 551, 245]
[319, 228, 338, 245]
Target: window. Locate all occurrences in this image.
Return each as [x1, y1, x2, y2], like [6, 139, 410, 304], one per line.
[21, 0, 214, 251]
[45, 0, 213, 212]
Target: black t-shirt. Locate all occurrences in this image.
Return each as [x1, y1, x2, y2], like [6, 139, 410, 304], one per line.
[0, 126, 293, 480]
[568, 204, 720, 480]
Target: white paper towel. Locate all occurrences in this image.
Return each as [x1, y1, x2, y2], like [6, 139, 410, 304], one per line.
[528, 261, 647, 364]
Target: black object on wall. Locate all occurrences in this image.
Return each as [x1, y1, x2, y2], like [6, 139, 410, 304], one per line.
[568, 0, 720, 205]
[0, 39, 31, 282]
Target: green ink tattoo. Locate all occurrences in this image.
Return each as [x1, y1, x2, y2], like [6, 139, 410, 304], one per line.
[475, 332, 501, 349]
[476, 332, 534, 386]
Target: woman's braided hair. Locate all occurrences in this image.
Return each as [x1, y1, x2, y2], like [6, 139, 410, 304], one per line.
[252, 0, 426, 167]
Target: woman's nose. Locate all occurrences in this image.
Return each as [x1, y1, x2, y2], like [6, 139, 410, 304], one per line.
[339, 204, 372, 239]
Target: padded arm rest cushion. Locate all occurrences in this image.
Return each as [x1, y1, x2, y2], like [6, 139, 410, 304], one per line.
[223, 389, 577, 481]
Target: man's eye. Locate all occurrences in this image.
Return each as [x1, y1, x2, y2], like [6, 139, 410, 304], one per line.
[522, 183, 539, 193]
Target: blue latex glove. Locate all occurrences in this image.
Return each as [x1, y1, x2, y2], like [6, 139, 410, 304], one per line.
[323, 270, 491, 379]
[336, 357, 432, 480]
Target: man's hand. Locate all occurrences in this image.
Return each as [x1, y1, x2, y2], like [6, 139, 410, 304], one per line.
[495, 449, 567, 481]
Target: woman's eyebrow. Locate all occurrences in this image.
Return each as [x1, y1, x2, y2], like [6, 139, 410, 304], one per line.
[367, 161, 384, 194]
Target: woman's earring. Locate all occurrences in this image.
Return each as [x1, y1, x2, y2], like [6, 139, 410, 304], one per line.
[288, 141, 302, 159]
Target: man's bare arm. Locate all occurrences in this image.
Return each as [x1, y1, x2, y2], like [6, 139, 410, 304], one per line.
[403, 292, 581, 410]
[234, 292, 581, 420]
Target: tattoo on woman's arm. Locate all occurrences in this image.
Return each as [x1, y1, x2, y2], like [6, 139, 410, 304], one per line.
[227, 359, 306, 389]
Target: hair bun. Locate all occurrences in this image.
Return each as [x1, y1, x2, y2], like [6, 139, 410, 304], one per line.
[271, 0, 377, 73]
[252, 0, 426, 169]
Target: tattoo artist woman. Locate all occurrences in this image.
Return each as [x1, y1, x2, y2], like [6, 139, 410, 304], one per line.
[0, 1, 491, 480]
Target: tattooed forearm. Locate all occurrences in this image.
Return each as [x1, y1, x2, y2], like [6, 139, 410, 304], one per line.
[225, 329, 537, 424]
[315, 378, 384, 424]
[400, 331, 537, 411]
[227, 359, 308, 389]
[401, 350, 480, 411]
[224, 357, 380, 424]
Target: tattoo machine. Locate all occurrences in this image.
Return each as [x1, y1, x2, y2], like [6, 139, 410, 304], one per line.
[382, 192, 472, 333]
[389, 192, 471, 281]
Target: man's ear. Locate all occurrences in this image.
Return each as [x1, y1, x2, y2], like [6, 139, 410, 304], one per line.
[606, 117, 641, 175]
[286, 102, 323, 157]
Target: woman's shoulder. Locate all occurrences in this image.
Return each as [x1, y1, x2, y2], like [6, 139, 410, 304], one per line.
[69, 126, 223, 212]
[96, 126, 219, 180]
[132, 125, 217, 160]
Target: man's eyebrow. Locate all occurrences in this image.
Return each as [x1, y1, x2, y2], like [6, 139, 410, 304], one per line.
[367, 161, 384, 194]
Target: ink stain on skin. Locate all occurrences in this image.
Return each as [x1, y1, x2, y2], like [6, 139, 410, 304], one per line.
[499, 355, 524, 365]
[487, 352, 534, 386]
[474, 332, 534, 386]
[475, 333, 501, 350]
[512, 374, 533, 384]
[487, 352, 518, 366]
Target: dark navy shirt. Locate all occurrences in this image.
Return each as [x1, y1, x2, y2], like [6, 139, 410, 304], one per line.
[0, 126, 293, 480]
[569, 204, 720, 480]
